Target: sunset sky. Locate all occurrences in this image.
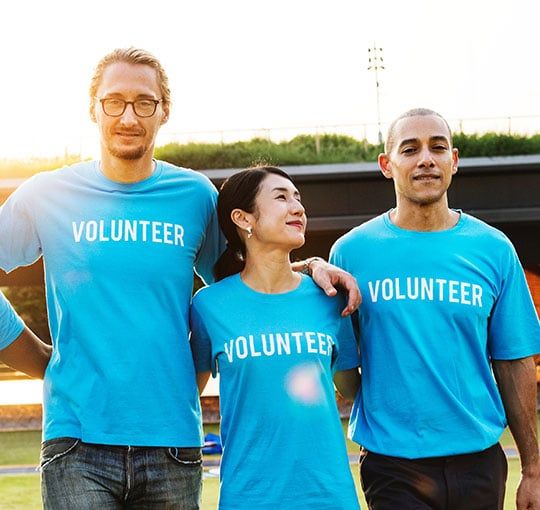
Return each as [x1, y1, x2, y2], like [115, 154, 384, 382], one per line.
[1, 0, 539, 159]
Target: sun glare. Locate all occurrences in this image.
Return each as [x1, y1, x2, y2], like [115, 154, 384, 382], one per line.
[0, 379, 43, 405]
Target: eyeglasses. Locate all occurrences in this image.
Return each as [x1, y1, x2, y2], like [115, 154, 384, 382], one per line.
[98, 97, 162, 118]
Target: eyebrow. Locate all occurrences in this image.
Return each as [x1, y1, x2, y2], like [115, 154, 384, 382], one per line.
[398, 135, 450, 149]
[272, 187, 301, 196]
[102, 93, 158, 99]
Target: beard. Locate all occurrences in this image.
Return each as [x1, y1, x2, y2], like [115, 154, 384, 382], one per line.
[108, 143, 148, 160]
[105, 135, 150, 160]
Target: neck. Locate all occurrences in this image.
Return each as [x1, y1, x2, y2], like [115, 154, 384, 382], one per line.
[241, 246, 300, 294]
[100, 151, 156, 184]
[391, 198, 459, 232]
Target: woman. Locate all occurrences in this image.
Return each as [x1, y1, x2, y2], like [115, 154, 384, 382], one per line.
[190, 166, 361, 509]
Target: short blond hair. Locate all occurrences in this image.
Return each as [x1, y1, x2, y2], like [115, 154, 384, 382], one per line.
[89, 47, 171, 121]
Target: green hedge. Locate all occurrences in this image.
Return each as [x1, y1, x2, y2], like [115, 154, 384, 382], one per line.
[1, 132, 540, 179]
[157, 132, 540, 168]
[453, 133, 540, 157]
[155, 134, 383, 170]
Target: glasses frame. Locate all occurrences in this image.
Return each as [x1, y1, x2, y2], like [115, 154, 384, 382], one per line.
[97, 97, 162, 118]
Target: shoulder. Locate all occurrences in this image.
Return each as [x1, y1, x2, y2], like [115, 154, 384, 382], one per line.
[37, 160, 95, 179]
[332, 213, 387, 252]
[298, 276, 346, 314]
[10, 161, 96, 200]
[460, 213, 516, 251]
[192, 275, 239, 309]
[457, 213, 522, 275]
[158, 161, 217, 194]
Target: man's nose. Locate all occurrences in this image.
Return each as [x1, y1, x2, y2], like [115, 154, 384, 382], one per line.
[417, 147, 435, 167]
[118, 103, 138, 125]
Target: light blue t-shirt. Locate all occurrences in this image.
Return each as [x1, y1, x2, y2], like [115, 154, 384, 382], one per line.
[0, 160, 224, 446]
[191, 274, 360, 510]
[330, 211, 540, 459]
[0, 290, 24, 350]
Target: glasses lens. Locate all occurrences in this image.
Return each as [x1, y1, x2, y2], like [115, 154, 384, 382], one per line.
[134, 100, 157, 117]
[102, 99, 125, 116]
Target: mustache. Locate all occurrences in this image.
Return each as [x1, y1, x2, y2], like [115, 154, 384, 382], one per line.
[113, 129, 146, 136]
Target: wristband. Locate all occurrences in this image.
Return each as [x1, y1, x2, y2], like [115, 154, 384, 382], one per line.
[301, 256, 325, 276]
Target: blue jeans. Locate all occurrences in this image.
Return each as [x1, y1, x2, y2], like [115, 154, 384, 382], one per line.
[40, 438, 202, 509]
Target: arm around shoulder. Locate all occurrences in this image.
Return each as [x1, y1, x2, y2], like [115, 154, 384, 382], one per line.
[292, 257, 361, 317]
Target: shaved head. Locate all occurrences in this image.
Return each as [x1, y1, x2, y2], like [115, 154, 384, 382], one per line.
[385, 108, 452, 154]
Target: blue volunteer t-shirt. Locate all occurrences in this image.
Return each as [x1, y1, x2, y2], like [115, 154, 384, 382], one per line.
[0, 160, 224, 446]
[191, 274, 361, 510]
[0, 290, 24, 350]
[330, 211, 540, 459]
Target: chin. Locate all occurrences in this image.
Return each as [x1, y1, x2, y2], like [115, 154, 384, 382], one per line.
[291, 235, 306, 250]
[413, 193, 446, 206]
[109, 144, 148, 160]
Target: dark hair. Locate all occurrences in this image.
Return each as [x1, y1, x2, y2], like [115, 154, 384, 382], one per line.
[385, 108, 453, 154]
[214, 166, 293, 281]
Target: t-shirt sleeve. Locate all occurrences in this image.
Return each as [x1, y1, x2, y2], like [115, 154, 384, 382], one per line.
[329, 240, 360, 371]
[333, 301, 361, 372]
[0, 177, 42, 273]
[488, 244, 540, 360]
[194, 182, 226, 285]
[328, 239, 345, 272]
[190, 296, 216, 376]
[0, 291, 24, 350]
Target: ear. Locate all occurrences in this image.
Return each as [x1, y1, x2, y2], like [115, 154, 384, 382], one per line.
[231, 208, 252, 231]
[451, 147, 459, 175]
[378, 153, 393, 180]
[160, 104, 170, 125]
[90, 99, 97, 123]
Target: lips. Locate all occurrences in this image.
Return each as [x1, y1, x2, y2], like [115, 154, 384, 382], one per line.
[413, 173, 440, 181]
[287, 221, 305, 230]
[115, 131, 143, 137]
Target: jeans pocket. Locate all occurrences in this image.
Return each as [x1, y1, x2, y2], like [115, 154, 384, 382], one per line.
[167, 447, 203, 466]
[40, 437, 80, 471]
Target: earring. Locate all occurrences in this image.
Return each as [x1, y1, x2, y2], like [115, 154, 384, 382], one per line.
[246, 227, 253, 239]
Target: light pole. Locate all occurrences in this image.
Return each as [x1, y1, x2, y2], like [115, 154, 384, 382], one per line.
[368, 45, 384, 144]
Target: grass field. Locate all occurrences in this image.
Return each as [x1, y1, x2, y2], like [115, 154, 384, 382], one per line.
[0, 419, 537, 510]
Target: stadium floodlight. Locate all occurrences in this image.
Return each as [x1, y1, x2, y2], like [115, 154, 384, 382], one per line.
[368, 45, 385, 144]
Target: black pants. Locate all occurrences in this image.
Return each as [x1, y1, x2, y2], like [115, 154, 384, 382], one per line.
[359, 443, 508, 510]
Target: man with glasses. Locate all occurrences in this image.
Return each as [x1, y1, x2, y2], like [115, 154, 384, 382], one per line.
[0, 48, 359, 508]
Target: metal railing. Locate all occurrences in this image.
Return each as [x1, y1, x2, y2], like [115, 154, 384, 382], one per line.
[157, 114, 540, 147]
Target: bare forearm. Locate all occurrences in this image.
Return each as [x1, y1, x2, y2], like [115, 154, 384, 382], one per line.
[196, 371, 211, 395]
[493, 357, 539, 473]
[334, 368, 361, 401]
[0, 326, 52, 379]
